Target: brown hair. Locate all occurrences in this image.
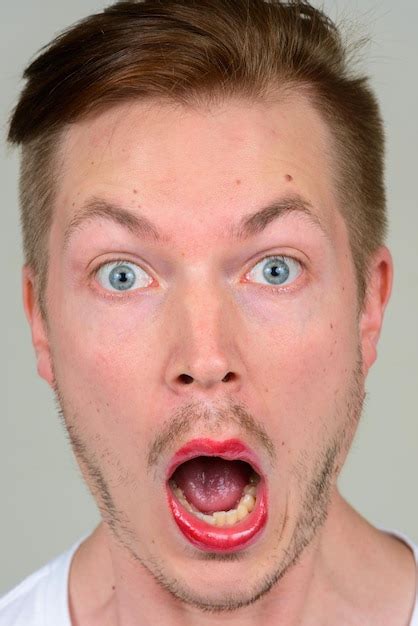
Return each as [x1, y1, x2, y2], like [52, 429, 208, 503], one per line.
[7, 0, 387, 317]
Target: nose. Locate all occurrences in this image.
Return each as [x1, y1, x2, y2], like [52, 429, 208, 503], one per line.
[164, 278, 243, 395]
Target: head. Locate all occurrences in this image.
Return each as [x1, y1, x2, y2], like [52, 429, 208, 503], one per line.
[9, 0, 392, 614]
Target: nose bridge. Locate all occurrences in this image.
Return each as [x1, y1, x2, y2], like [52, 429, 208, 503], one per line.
[164, 268, 242, 392]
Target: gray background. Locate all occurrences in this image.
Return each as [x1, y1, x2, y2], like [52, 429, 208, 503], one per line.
[1, 0, 417, 595]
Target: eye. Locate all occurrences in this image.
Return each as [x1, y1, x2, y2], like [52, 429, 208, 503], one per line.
[95, 260, 153, 292]
[246, 255, 302, 288]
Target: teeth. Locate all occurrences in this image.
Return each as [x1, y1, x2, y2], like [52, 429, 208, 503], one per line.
[236, 504, 248, 521]
[241, 494, 256, 512]
[170, 476, 260, 527]
[226, 509, 238, 525]
[243, 485, 257, 496]
[196, 512, 214, 524]
[213, 511, 227, 527]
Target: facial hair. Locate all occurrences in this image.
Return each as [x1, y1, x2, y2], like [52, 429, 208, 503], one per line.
[52, 352, 365, 614]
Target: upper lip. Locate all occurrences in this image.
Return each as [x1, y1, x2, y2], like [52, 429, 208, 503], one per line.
[165, 437, 264, 480]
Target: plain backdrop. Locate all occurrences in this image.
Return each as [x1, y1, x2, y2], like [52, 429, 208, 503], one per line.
[1, 0, 417, 596]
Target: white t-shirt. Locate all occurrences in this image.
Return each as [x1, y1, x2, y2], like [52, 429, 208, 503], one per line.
[1, 528, 417, 625]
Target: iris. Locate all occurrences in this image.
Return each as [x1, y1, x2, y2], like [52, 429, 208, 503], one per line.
[262, 258, 290, 285]
[109, 264, 136, 291]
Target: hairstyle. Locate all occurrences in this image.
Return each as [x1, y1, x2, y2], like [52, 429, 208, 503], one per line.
[7, 0, 387, 318]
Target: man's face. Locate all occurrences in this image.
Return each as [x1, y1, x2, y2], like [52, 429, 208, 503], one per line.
[29, 95, 384, 609]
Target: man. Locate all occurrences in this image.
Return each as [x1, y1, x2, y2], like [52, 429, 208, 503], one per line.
[1, 0, 417, 624]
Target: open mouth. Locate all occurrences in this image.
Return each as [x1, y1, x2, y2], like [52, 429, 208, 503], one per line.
[166, 438, 268, 552]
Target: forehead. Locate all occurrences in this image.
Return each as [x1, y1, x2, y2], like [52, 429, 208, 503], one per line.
[55, 95, 340, 239]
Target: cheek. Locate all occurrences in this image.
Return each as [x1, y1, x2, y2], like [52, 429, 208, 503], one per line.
[48, 296, 158, 421]
[254, 307, 359, 439]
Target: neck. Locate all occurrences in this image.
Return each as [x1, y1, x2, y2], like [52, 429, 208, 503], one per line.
[68, 489, 416, 626]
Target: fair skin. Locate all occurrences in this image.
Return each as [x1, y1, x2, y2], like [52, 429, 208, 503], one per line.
[22, 95, 416, 626]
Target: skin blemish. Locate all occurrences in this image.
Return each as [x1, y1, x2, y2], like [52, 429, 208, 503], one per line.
[284, 174, 293, 182]
[330, 323, 334, 330]
[133, 189, 138, 194]
[236, 179, 241, 186]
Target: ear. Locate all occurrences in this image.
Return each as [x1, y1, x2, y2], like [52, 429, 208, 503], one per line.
[359, 246, 393, 374]
[22, 265, 55, 387]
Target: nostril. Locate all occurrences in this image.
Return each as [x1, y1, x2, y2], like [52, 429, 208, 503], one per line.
[177, 372, 235, 385]
[179, 374, 194, 385]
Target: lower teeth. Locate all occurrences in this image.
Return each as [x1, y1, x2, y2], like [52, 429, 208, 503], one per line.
[170, 475, 259, 527]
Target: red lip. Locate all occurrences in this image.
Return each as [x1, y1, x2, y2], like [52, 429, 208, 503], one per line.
[166, 438, 268, 552]
[165, 438, 264, 479]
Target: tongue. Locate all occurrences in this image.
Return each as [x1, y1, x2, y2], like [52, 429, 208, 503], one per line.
[172, 457, 251, 514]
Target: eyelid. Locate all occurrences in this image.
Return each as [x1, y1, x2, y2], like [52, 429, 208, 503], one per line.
[244, 252, 304, 275]
[245, 253, 303, 286]
[91, 257, 151, 278]
[91, 258, 154, 294]
[90, 251, 306, 297]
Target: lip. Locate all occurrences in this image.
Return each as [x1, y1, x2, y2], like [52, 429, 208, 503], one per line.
[165, 438, 265, 480]
[165, 438, 268, 552]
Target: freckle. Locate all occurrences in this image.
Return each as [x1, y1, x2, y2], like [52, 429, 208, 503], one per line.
[90, 161, 95, 165]
[281, 441, 285, 446]
[112, 585, 116, 591]
[236, 179, 241, 186]
[330, 323, 334, 330]
[284, 174, 293, 182]
[133, 189, 138, 194]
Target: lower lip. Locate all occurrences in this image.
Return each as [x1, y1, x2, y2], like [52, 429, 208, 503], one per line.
[166, 481, 268, 552]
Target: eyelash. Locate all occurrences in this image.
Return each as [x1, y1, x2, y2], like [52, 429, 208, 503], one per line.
[90, 254, 304, 298]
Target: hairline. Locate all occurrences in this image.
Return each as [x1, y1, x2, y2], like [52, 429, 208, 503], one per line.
[25, 89, 369, 319]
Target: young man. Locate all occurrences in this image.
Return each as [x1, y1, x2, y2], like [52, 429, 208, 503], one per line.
[1, 1, 417, 624]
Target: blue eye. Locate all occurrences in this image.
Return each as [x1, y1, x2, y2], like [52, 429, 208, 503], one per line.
[95, 261, 152, 292]
[248, 256, 301, 288]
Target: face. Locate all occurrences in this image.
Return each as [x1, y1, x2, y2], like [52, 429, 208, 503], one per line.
[25, 95, 391, 611]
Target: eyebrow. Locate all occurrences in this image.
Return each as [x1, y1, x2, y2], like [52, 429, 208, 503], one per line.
[63, 193, 326, 250]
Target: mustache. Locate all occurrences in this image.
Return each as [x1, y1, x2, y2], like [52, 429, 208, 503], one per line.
[52, 368, 276, 472]
[146, 398, 277, 471]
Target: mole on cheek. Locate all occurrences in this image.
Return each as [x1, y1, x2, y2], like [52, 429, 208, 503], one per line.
[284, 174, 293, 182]
[235, 179, 242, 186]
